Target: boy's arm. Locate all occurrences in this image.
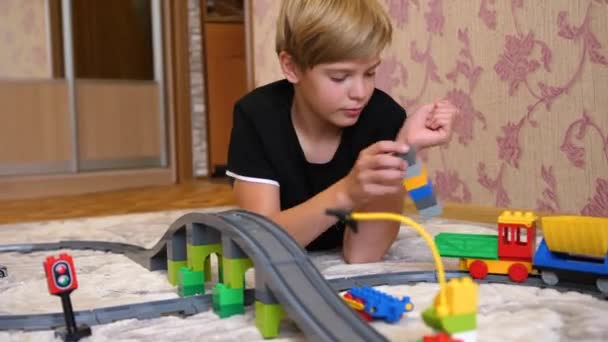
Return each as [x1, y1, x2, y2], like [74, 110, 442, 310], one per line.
[341, 191, 404, 263]
[233, 178, 354, 247]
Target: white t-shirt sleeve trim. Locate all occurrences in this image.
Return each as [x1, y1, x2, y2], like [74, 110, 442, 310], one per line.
[225, 170, 280, 187]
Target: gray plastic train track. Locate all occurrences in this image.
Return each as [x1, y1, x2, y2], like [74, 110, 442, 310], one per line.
[0, 209, 606, 340]
[1, 270, 605, 332]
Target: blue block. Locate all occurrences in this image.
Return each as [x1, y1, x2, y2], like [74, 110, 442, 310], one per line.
[533, 239, 608, 275]
[347, 286, 413, 323]
[408, 182, 434, 202]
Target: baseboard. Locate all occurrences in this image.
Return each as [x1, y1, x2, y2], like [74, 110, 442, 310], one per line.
[403, 201, 547, 225]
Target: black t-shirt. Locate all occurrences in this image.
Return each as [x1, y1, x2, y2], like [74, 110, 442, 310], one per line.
[226, 79, 407, 251]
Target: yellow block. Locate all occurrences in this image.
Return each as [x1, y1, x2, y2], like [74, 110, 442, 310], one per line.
[444, 277, 478, 315]
[541, 216, 608, 258]
[402, 166, 428, 190]
[342, 296, 364, 311]
[460, 259, 533, 275]
[498, 211, 538, 227]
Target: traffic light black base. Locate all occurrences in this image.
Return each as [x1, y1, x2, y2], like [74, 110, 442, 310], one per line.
[54, 324, 91, 342]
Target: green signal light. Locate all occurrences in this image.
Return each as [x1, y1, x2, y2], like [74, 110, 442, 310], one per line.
[57, 275, 70, 286]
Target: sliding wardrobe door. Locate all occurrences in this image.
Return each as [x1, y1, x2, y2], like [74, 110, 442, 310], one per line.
[0, 0, 71, 177]
[67, 0, 168, 171]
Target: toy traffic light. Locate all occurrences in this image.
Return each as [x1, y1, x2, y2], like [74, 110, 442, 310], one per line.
[43, 253, 91, 341]
[44, 254, 78, 294]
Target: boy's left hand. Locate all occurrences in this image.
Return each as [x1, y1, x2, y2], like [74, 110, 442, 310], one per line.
[397, 99, 458, 149]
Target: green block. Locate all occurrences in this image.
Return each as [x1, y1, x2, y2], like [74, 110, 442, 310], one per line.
[212, 283, 245, 318]
[179, 284, 204, 297]
[167, 259, 188, 286]
[435, 233, 498, 259]
[222, 257, 253, 289]
[187, 243, 221, 271]
[422, 306, 476, 334]
[179, 267, 205, 286]
[178, 267, 205, 296]
[255, 301, 285, 338]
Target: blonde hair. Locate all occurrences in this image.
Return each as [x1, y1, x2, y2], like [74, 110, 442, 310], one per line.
[276, 0, 393, 69]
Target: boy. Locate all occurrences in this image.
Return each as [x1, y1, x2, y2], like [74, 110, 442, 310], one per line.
[226, 0, 457, 263]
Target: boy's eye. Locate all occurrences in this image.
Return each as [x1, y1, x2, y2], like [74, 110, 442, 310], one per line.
[366, 71, 377, 77]
[330, 76, 347, 82]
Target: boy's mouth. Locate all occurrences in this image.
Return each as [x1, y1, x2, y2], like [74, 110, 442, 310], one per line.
[342, 107, 363, 117]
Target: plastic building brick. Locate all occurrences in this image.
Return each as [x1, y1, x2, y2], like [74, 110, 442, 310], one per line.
[212, 283, 245, 318]
[534, 239, 608, 293]
[533, 215, 608, 293]
[0, 264, 6, 278]
[397, 147, 443, 218]
[497, 211, 537, 261]
[186, 243, 222, 281]
[178, 266, 205, 297]
[539, 215, 608, 258]
[43, 253, 91, 341]
[167, 228, 188, 286]
[443, 277, 477, 316]
[422, 277, 477, 339]
[435, 233, 498, 260]
[255, 301, 285, 338]
[342, 292, 365, 311]
[342, 292, 374, 322]
[222, 257, 253, 289]
[459, 259, 532, 282]
[346, 286, 413, 323]
[420, 332, 463, 342]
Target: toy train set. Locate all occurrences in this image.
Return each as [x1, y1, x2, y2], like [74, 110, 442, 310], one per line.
[435, 211, 608, 294]
[1, 209, 607, 342]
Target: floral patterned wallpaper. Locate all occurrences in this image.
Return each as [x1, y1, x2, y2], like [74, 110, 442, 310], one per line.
[252, 0, 608, 217]
[0, 0, 52, 78]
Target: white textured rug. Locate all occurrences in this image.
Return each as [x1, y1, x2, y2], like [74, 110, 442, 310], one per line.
[0, 207, 607, 342]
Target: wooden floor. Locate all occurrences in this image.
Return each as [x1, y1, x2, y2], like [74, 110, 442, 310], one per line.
[0, 177, 506, 225]
[0, 178, 236, 224]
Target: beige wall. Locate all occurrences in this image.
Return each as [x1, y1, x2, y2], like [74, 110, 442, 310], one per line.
[0, 0, 52, 78]
[251, 0, 608, 217]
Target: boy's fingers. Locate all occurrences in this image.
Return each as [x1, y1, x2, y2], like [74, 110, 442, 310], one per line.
[368, 169, 405, 184]
[367, 140, 409, 155]
[370, 154, 408, 170]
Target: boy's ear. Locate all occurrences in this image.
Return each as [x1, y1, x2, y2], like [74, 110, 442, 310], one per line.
[278, 51, 300, 83]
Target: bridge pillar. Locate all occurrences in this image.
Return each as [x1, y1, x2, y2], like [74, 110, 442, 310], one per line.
[167, 227, 187, 286]
[221, 235, 253, 289]
[187, 223, 223, 283]
[255, 271, 285, 338]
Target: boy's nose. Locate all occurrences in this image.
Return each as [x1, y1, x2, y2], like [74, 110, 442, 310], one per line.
[348, 80, 367, 100]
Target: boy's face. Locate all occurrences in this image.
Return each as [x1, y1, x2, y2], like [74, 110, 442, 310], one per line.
[290, 55, 381, 127]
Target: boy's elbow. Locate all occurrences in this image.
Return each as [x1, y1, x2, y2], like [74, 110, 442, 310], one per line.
[342, 250, 383, 264]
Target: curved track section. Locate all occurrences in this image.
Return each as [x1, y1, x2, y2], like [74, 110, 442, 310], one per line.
[0, 290, 255, 331]
[0, 241, 145, 255]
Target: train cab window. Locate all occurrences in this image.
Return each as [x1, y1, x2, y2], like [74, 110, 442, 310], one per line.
[517, 227, 528, 245]
[502, 227, 511, 243]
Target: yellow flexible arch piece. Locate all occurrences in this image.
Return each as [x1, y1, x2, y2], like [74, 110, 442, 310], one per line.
[349, 212, 448, 317]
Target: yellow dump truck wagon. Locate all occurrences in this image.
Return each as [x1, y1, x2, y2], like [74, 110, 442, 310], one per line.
[540, 216, 608, 259]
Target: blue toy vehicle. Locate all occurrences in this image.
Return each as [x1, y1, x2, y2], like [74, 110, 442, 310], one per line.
[533, 216, 608, 294]
[346, 286, 414, 323]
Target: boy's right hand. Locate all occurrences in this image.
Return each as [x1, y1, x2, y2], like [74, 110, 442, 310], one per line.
[342, 140, 409, 207]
